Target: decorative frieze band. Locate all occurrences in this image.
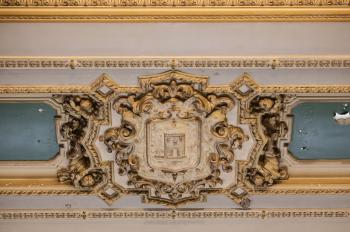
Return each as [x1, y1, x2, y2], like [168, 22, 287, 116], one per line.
[2, 185, 350, 195]
[0, 208, 349, 220]
[1, 0, 350, 7]
[1, 14, 350, 22]
[1, 57, 350, 70]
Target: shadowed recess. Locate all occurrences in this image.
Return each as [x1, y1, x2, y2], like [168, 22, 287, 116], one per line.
[288, 102, 350, 160]
[0, 103, 59, 161]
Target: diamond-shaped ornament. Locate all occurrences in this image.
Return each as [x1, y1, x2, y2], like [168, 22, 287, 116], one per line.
[104, 187, 116, 196]
[232, 187, 247, 197]
[97, 85, 113, 96]
[237, 84, 252, 95]
[101, 184, 121, 199]
[98, 184, 123, 205]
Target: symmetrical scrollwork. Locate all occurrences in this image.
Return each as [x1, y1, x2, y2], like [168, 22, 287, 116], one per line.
[245, 95, 289, 188]
[55, 95, 107, 191]
[49, 71, 293, 207]
[3, 71, 350, 208]
[100, 70, 249, 206]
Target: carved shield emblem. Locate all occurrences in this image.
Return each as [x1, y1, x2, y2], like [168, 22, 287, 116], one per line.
[101, 70, 248, 205]
[147, 118, 201, 173]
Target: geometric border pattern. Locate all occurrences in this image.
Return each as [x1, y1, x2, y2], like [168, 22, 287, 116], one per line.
[1, 56, 350, 70]
[1, 72, 350, 94]
[0, 208, 349, 220]
[1, 0, 350, 8]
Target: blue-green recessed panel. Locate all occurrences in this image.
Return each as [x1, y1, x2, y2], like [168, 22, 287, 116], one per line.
[0, 103, 59, 161]
[288, 102, 350, 160]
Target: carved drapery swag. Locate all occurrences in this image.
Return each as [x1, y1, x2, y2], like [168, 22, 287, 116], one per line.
[55, 70, 289, 208]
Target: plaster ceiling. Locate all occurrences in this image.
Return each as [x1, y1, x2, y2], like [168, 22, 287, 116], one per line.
[0, 22, 350, 231]
[1, 69, 350, 86]
[0, 23, 350, 56]
[1, 22, 349, 85]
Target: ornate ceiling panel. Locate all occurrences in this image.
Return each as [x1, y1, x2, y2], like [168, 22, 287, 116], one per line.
[0, 70, 350, 210]
[1, 1, 349, 226]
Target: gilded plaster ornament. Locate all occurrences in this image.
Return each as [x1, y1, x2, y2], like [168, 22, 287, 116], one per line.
[245, 95, 289, 188]
[100, 70, 249, 207]
[54, 94, 107, 191]
[2, 71, 350, 210]
[49, 70, 295, 208]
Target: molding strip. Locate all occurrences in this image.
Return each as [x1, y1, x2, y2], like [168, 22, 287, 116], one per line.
[1, 56, 350, 70]
[1, 178, 350, 196]
[0, 8, 350, 22]
[0, 208, 349, 219]
[1, 0, 350, 8]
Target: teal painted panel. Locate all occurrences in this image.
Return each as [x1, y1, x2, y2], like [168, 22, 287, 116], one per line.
[0, 103, 59, 161]
[288, 102, 350, 160]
